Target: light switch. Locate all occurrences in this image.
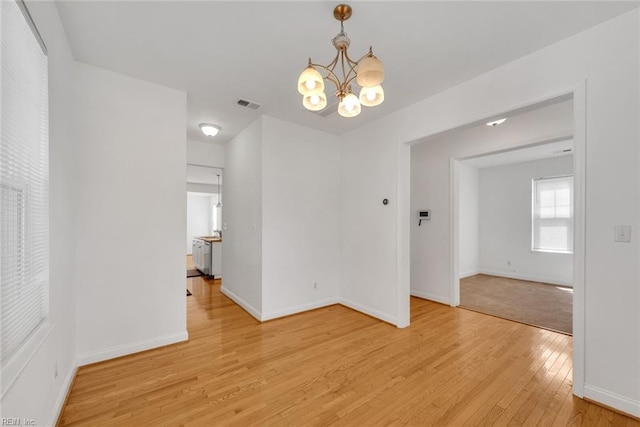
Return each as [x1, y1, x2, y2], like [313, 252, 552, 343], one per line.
[614, 225, 631, 242]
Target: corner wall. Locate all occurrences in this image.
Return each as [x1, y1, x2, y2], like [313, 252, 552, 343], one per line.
[221, 118, 263, 318]
[222, 116, 341, 321]
[261, 117, 340, 319]
[73, 62, 188, 364]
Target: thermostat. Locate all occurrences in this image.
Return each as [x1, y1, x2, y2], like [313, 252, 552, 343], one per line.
[418, 210, 431, 226]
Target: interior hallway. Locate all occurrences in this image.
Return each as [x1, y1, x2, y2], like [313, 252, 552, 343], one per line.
[58, 278, 636, 425]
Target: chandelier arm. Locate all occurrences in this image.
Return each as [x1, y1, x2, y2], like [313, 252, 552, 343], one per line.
[340, 52, 348, 88]
[309, 62, 343, 94]
[341, 48, 360, 88]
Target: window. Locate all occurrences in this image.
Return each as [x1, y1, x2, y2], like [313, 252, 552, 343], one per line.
[211, 203, 221, 235]
[1, 0, 49, 389]
[532, 176, 573, 253]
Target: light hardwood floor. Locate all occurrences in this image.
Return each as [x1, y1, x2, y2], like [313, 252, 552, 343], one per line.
[58, 277, 639, 426]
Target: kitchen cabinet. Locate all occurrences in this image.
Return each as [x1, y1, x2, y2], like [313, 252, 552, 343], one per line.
[192, 237, 222, 278]
[192, 239, 211, 275]
[211, 241, 222, 277]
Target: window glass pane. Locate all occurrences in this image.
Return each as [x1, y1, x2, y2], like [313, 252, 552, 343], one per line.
[539, 225, 567, 249]
[539, 190, 556, 207]
[556, 188, 570, 207]
[540, 206, 556, 218]
[532, 175, 573, 252]
[555, 206, 571, 218]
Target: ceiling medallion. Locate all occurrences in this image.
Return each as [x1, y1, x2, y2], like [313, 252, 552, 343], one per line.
[297, 4, 385, 118]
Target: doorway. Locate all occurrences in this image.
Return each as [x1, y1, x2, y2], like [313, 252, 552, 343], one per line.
[456, 138, 574, 335]
[186, 164, 223, 276]
[404, 87, 586, 395]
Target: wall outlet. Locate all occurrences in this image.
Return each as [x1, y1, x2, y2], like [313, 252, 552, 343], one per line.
[614, 225, 631, 242]
[507, 260, 511, 266]
[313, 282, 318, 290]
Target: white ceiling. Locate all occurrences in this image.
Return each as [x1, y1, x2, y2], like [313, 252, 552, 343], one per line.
[55, 1, 638, 146]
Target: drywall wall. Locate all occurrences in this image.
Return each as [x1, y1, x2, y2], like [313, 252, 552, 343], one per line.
[458, 163, 479, 278]
[221, 118, 263, 318]
[222, 116, 340, 321]
[74, 62, 188, 364]
[342, 9, 639, 415]
[261, 116, 340, 319]
[187, 140, 224, 168]
[186, 193, 214, 254]
[0, 2, 78, 424]
[478, 156, 573, 286]
[340, 125, 399, 324]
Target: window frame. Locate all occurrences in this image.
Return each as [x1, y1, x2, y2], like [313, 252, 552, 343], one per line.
[531, 174, 574, 254]
[1, 0, 51, 397]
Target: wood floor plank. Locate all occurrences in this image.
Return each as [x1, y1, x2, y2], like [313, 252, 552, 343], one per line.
[57, 277, 639, 426]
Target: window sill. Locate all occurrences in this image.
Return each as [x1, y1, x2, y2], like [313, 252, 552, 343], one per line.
[531, 248, 574, 255]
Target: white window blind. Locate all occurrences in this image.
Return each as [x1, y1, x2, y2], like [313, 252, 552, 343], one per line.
[532, 176, 573, 253]
[1, 0, 49, 372]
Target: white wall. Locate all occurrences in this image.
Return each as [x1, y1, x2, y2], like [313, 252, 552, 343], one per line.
[342, 10, 639, 415]
[0, 2, 77, 424]
[222, 116, 341, 321]
[187, 140, 224, 168]
[186, 193, 214, 254]
[221, 118, 263, 318]
[261, 117, 340, 320]
[478, 156, 573, 286]
[339, 129, 399, 324]
[73, 63, 188, 365]
[458, 163, 479, 278]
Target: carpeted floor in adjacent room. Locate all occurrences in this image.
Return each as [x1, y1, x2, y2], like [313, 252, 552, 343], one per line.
[460, 274, 573, 335]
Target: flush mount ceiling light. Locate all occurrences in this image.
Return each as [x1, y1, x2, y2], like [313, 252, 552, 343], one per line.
[486, 118, 507, 127]
[199, 123, 221, 137]
[297, 4, 384, 118]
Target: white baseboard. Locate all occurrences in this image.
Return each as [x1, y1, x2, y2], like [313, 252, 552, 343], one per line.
[478, 270, 573, 287]
[584, 384, 640, 418]
[410, 289, 451, 306]
[220, 285, 262, 321]
[77, 331, 188, 366]
[460, 270, 480, 279]
[339, 297, 397, 326]
[48, 359, 78, 426]
[261, 298, 339, 321]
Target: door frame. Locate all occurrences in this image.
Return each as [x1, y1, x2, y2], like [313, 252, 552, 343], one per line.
[399, 81, 586, 397]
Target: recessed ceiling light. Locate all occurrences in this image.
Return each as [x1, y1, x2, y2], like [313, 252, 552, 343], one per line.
[486, 118, 507, 127]
[199, 123, 221, 137]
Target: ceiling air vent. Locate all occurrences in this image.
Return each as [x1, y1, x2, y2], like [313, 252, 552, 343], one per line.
[237, 98, 261, 110]
[308, 101, 338, 117]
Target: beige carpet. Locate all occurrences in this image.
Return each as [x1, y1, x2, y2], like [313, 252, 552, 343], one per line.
[460, 274, 573, 335]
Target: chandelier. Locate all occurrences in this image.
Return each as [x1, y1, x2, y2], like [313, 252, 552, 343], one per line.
[297, 4, 384, 118]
